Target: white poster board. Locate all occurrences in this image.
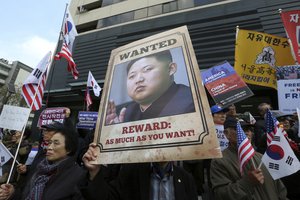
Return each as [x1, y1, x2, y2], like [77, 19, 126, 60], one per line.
[0, 105, 30, 131]
[277, 79, 300, 114]
[94, 26, 221, 164]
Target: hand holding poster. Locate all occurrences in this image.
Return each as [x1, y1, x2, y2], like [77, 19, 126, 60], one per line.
[0, 105, 30, 131]
[201, 61, 253, 107]
[93, 26, 221, 164]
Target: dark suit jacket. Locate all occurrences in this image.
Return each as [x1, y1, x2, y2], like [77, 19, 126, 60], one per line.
[14, 157, 85, 200]
[124, 83, 195, 122]
[81, 163, 198, 200]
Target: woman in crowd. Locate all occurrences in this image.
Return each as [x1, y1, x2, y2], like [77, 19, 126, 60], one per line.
[0, 121, 85, 200]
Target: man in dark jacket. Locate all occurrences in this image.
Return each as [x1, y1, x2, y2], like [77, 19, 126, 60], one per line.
[105, 50, 195, 125]
[81, 144, 198, 200]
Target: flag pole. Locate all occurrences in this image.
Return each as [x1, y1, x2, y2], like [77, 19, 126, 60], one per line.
[250, 157, 257, 169]
[257, 161, 263, 169]
[235, 25, 239, 40]
[83, 89, 86, 111]
[6, 55, 52, 184]
[45, 3, 69, 107]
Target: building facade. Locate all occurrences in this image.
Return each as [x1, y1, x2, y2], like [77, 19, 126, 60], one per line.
[45, 0, 300, 117]
[0, 59, 32, 106]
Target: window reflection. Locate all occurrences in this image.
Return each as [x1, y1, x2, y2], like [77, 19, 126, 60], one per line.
[102, 0, 126, 7]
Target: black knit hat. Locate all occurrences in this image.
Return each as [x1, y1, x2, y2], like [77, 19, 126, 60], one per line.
[41, 121, 64, 130]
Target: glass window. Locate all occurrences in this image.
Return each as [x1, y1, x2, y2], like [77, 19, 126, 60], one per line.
[163, 2, 178, 13]
[102, 0, 126, 7]
[134, 8, 148, 20]
[120, 12, 134, 23]
[97, 19, 104, 28]
[178, 0, 194, 10]
[148, 5, 162, 17]
[194, 0, 220, 6]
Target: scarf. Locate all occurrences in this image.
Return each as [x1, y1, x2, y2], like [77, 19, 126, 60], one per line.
[25, 158, 60, 200]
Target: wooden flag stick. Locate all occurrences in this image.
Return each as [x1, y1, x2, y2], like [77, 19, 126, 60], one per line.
[6, 53, 51, 184]
[6, 126, 26, 183]
[251, 157, 257, 169]
[257, 160, 263, 169]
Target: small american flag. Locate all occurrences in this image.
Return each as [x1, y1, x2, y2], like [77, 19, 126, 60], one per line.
[237, 121, 255, 173]
[265, 110, 279, 146]
[85, 87, 92, 111]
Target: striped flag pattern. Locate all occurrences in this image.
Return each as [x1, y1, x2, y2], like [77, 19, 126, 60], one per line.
[85, 87, 92, 111]
[55, 8, 79, 79]
[237, 121, 255, 173]
[22, 52, 51, 111]
[55, 42, 78, 79]
[265, 109, 279, 146]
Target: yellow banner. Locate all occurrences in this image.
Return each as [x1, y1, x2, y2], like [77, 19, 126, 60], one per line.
[234, 29, 295, 89]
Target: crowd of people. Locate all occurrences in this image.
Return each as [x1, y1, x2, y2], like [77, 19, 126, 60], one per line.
[0, 102, 299, 200]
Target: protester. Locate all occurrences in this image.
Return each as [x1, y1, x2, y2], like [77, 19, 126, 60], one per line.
[81, 144, 198, 200]
[210, 117, 288, 200]
[0, 121, 84, 200]
[211, 104, 229, 151]
[106, 50, 195, 124]
[254, 102, 272, 153]
[226, 104, 237, 119]
[0, 128, 32, 184]
[15, 124, 57, 178]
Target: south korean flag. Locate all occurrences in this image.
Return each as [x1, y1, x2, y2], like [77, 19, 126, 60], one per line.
[262, 127, 300, 180]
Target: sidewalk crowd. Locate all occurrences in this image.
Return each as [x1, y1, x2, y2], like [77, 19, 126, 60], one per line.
[0, 102, 299, 200]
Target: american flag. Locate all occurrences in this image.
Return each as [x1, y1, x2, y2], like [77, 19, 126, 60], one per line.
[55, 42, 78, 79]
[265, 109, 279, 146]
[55, 8, 79, 79]
[237, 121, 255, 173]
[22, 52, 51, 111]
[85, 87, 92, 111]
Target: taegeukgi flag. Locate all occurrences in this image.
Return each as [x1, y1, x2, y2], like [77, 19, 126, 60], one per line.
[262, 127, 300, 180]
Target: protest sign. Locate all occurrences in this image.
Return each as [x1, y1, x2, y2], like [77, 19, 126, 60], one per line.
[38, 107, 70, 127]
[93, 26, 221, 164]
[76, 111, 98, 129]
[276, 65, 300, 80]
[277, 79, 300, 114]
[235, 29, 295, 89]
[201, 61, 253, 107]
[215, 124, 228, 151]
[0, 105, 30, 131]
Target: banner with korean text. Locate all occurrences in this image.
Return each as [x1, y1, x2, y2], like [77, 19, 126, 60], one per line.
[234, 29, 295, 89]
[280, 10, 300, 63]
[37, 107, 70, 127]
[93, 26, 221, 164]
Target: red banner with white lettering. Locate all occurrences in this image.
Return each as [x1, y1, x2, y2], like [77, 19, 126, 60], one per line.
[281, 10, 300, 63]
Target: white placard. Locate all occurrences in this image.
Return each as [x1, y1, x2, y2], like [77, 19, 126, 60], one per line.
[215, 124, 229, 151]
[277, 79, 300, 114]
[0, 105, 31, 131]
